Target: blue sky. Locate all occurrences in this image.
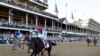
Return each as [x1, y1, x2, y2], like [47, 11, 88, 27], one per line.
[46, 0, 100, 23]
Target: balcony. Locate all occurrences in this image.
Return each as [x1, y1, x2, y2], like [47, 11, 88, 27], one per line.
[0, 20, 35, 31]
[47, 28, 62, 32]
[0, 0, 58, 19]
[0, 18, 62, 32]
[29, 0, 48, 8]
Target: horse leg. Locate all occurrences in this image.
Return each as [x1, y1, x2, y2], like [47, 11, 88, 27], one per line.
[32, 51, 38, 56]
[47, 50, 51, 56]
[34, 53, 38, 56]
[47, 48, 51, 56]
[30, 50, 35, 56]
[22, 41, 25, 50]
[88, 43, 89, 46]
[27, 46, 31, 53]
[22, 43, 24, 50]
[41, 49, 46, 56]
[94, 43, 96, 46]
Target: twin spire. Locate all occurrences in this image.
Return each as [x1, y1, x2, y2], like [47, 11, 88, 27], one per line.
[54, 2, 59, 16]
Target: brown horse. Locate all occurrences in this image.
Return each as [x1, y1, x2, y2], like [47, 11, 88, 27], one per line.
[93, 38, 97, 46]
[86, 38, 92, 46]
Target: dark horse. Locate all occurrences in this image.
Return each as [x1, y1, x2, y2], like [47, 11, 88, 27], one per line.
[24, 35, 57, 56]
[86, 38, 92, 46]
[93, 38, 97, 46]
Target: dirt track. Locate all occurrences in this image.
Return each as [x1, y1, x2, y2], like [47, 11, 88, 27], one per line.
[0, 41, 100, 56]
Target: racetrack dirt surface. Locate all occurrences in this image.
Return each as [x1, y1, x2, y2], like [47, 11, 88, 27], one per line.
[0, 41, 100, 56]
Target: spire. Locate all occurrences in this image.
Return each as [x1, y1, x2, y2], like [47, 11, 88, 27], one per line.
[71, 12, 74, 20]
[65, 2, 67, 18]
[54, 2, 59, 16]
[65, 2, 67, 7]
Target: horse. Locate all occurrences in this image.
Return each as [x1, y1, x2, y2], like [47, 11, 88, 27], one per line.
[93, 38, 97, 46]
[86, 38, 92, 46]
[24, 36, 57, 56]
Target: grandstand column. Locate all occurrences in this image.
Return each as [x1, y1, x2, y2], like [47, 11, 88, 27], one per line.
[57, 23, 59, 29]
[82, 28, 84, 39]
[66, 24, 67, 31]
[8, 14, 11, 23]
[85, 29, 88, 36]
[74, 27, 76, 38]
[91, 30, 92, 36]
[52, 20, 54, 29]
[30, 18, 33, 24]
[8, 9, 13, 23]
[61, 24, 62, 30]
[90, 30, 92, 37]
[36, 16, 38, 26]
[54, 21, 55, 29]
[87, 29, 90, 37]
[45, 18, 47, 27]
[89, 29, 90, 36]
[53, 33, 54, 37]
[26, 14, 28, 25]
[69, 26, 71, 32]
[88, 29, 89, 35]
[22, 18, 24, 24]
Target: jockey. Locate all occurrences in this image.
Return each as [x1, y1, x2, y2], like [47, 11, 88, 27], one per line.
[36, 26, 49, 48]
[15, 30, 22, 39]
[12, 30, 22, 50]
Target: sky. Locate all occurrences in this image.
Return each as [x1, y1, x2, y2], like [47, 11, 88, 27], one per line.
[45, 0, 100, 23]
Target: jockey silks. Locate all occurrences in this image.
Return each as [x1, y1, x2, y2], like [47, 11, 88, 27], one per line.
[37, 28, 48, 40]
[15, 31, 22, 39]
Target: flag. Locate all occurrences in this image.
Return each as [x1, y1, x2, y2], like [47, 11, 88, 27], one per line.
[54, 3, 59, 15]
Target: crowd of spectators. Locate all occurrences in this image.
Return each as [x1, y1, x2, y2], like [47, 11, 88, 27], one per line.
[0, 0, 58, 19]
[0, 19, 35, 30]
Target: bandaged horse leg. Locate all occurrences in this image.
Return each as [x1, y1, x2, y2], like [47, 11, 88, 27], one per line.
[43, 40, 49, 48]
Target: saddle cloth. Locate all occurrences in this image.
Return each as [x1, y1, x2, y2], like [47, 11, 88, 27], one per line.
[42, 40, 49, 48]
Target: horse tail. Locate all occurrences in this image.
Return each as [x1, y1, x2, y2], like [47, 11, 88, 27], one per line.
[51, 42, 57, 46]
